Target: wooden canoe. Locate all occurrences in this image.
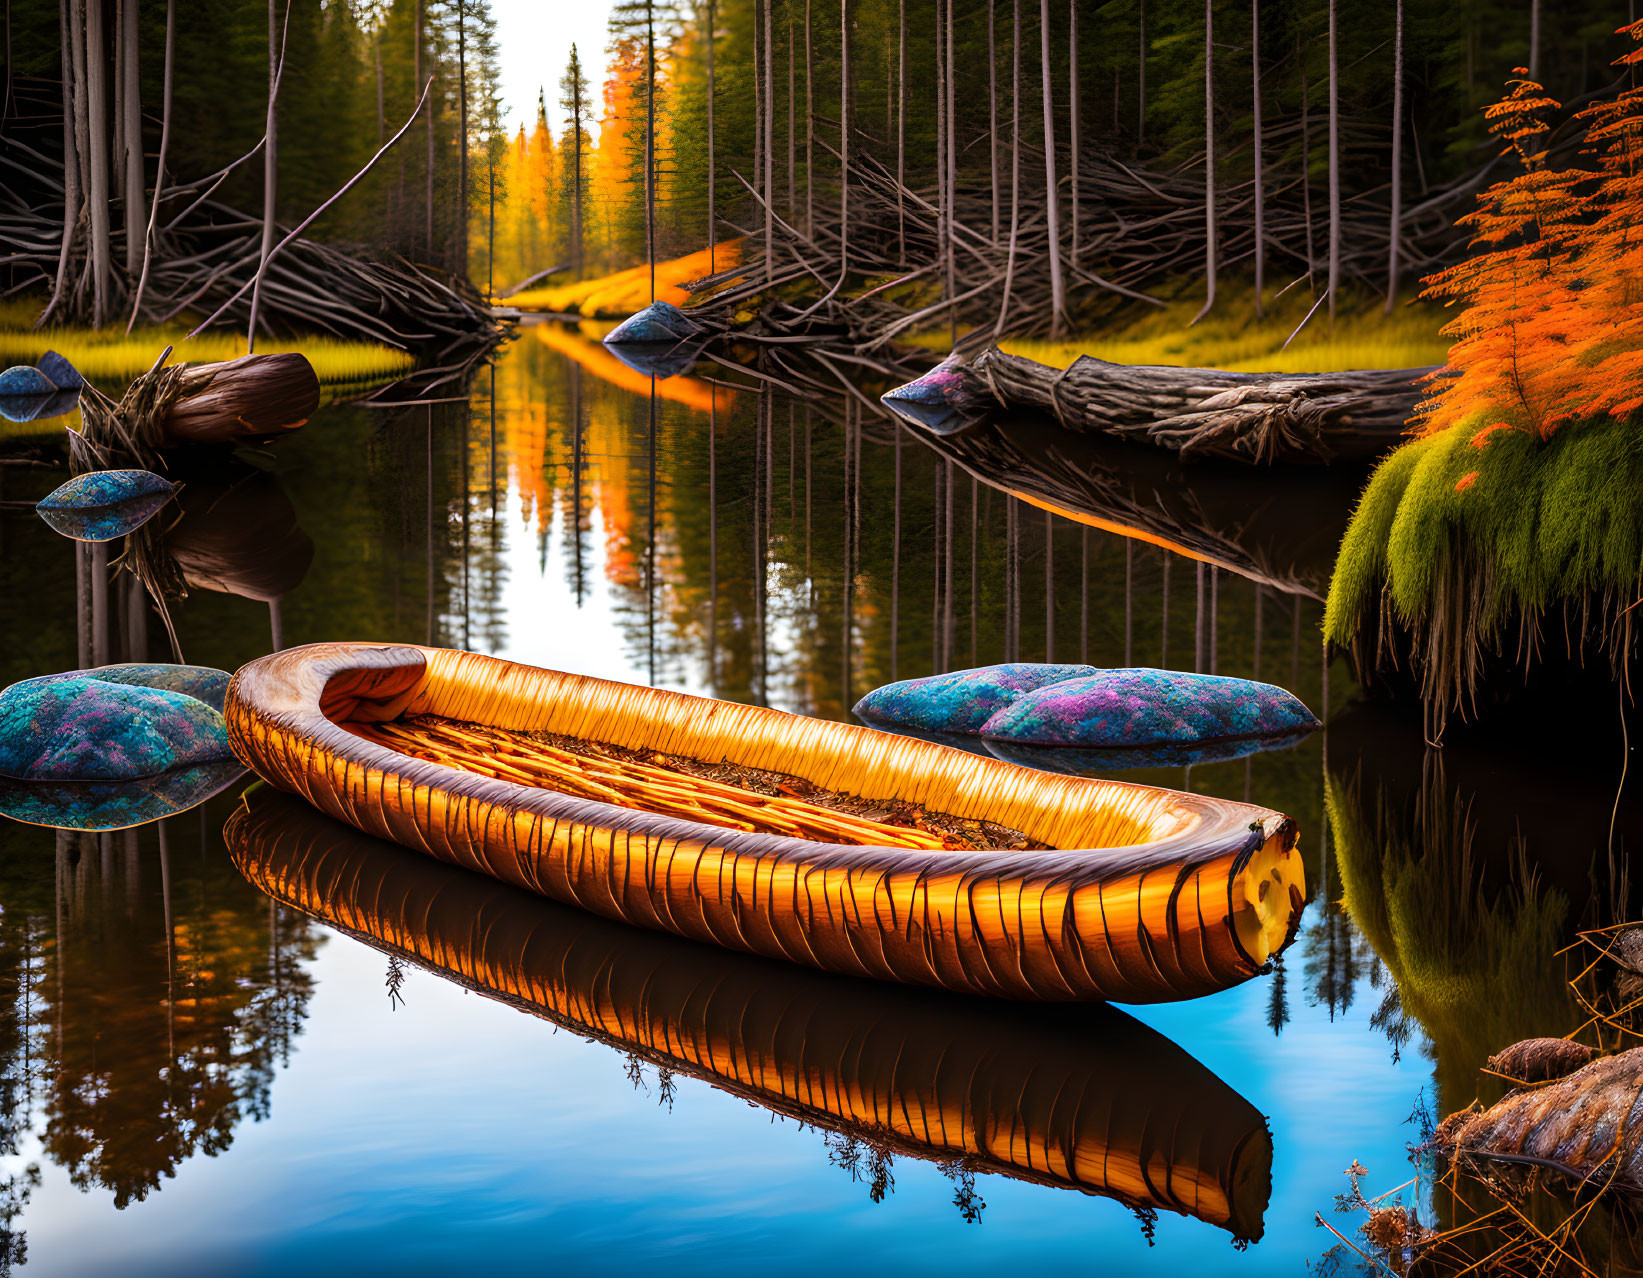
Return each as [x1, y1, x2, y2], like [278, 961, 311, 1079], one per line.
[226, 786, 1274, 1239]
[224, 642, 1306, 1003]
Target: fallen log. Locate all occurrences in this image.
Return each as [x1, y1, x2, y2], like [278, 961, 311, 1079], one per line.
[77, 352, 320, 461]
[1437, 1046, 1643, 1196]
[882, 346, 1441, 465]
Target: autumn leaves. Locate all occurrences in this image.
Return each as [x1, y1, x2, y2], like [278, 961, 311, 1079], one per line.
[1416, 21, 1643, 446]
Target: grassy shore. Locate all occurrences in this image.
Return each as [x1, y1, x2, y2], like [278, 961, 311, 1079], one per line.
[912, 284, 1452, 373]
[1324, 414, 1643, 728]
[0, 299, 417, 385]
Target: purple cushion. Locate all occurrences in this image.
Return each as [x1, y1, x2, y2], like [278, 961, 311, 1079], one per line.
[853, 663, 1099, 735]
[979, 668, 1319, 747]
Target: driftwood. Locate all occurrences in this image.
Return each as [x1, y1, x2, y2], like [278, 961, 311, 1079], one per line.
[1439, 1046, 1643, 1196]
[883, 346, 1439, 465]
[76, 352, 320, 463]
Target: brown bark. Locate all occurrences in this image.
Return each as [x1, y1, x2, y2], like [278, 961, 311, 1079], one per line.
[1443, 1046, 1643, 1195]
[1039, 0, 1063, 337]
[1328, 0, 1340, 324]
[84, 0, 111, 326]
[1193, 0, 1214, 325]
[889, 346, 1438, 465]
[1252, 0, 1263, 316]
[1386, 0, 1404, 312]
[120, 0, 143, 275]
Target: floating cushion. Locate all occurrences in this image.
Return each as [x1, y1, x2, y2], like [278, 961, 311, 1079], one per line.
[24, 662, 233, 712]
[986, 728, 1316, 774]
[36, 469, 177, 541]
[0, 673, 232, 782]
[853, 663, 1099, 735]
[603, 300, 704, 345]
[0, 757, 246, 831]
[978, 668, 1320, 748]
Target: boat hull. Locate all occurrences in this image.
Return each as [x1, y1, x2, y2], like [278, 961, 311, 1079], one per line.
[225, 643, 1305, 1002]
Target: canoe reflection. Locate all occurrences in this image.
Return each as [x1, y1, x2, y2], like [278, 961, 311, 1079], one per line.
[225, 788, 1274, 1240]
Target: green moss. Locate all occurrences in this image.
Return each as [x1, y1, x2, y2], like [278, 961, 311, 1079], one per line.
[1325, 416, 1643, 665]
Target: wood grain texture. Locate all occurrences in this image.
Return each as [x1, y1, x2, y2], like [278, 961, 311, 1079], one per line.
[225, 642, 1306, 1002]
[888, 347, 1436, 465]
[226, 787, 1275, 1238]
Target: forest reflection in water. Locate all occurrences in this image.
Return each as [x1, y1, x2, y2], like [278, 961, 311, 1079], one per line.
[0, 324, 1636, 1273]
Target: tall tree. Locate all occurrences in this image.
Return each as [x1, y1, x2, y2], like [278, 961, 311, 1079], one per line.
[251, 0, 282, 348]
[1193, 0, 1214, 324]
[1386, 0, 1404, 312]
[1328, 0, 1341, 324]
[1252, 0, 1263, 316]
[995, 0, 1021, 334]
[1039, 0, 1063, 337]
[119, 0, 143, 275]
[559, 42, 591, 276]
[1068, 0, 1078, 264]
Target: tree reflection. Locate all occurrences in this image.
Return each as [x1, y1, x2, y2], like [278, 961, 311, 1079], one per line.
[0, 804, 319, 1212]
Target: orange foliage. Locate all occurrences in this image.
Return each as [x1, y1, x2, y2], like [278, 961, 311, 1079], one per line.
[1415, 23, 1643, 441]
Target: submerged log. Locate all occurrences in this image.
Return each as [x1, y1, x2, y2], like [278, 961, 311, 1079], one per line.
[883, 346, 1440, 465]
[1439, 1046, 1643, 1195]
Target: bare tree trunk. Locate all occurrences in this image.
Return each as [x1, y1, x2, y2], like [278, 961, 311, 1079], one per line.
[423, 3, 435, 263]
[1252, 0, 1263, 317]
[1327, 0, 1340, 325]
[648, 0, 659, 299]
[1068, 0, 1079, 265]
[804, 0, 813, 235]
[995, 0, 1021, 335]
[707, 0, 716, 268]
[119, 0, 143, 276]
[761, 0, 772, 286]
[839, 0, 848, 279]
[1137, 0, 1145, 150]
[945, 0, 957, 342]
[84, 0, 111, 327]
[753, 0, 763, 202]
[936, 0, 947, 317]
[43, 0, 82, 327]
[1039, 0, 1064, 338]
[127, 0, 174, 332]
[787, 4, 795, 219]
[1300, 45, 1314, 289]
[1192, 0, 1214, 325]
[250, 0, 280, 350]
[458, 2, 469, 277]
[1385, 0, 1404, 313]
[988, 0, 998, 244]
[1529, 0, 1541, 80]
[375, 29, 386, 228]
[897, 0, 906, 261]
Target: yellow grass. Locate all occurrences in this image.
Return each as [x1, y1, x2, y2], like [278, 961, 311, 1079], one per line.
[511, 240, 744, 317]
[0, 320, 416, 385]
[914, 284, 1451, 374]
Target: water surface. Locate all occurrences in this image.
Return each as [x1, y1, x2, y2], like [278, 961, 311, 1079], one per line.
[0, 322, 1627, 1275]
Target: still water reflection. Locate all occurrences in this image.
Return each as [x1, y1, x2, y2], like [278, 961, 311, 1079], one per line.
[0, 321, 1632, 1275]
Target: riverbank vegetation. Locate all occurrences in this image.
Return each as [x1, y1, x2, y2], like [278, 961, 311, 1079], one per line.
[1325, 32, 1643, 732]
[987, 284, 1451, 374]
[468, 0, 1637, 350]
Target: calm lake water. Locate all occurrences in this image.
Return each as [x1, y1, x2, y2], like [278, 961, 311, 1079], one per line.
[0, 322, 1632, 1276]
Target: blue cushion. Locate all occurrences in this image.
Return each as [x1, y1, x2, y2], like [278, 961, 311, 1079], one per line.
[853, 664, 1099, 735]
[978, 668, 1320, 747]
[36, 469, 177, 541]
[0, 673, 232, 782]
